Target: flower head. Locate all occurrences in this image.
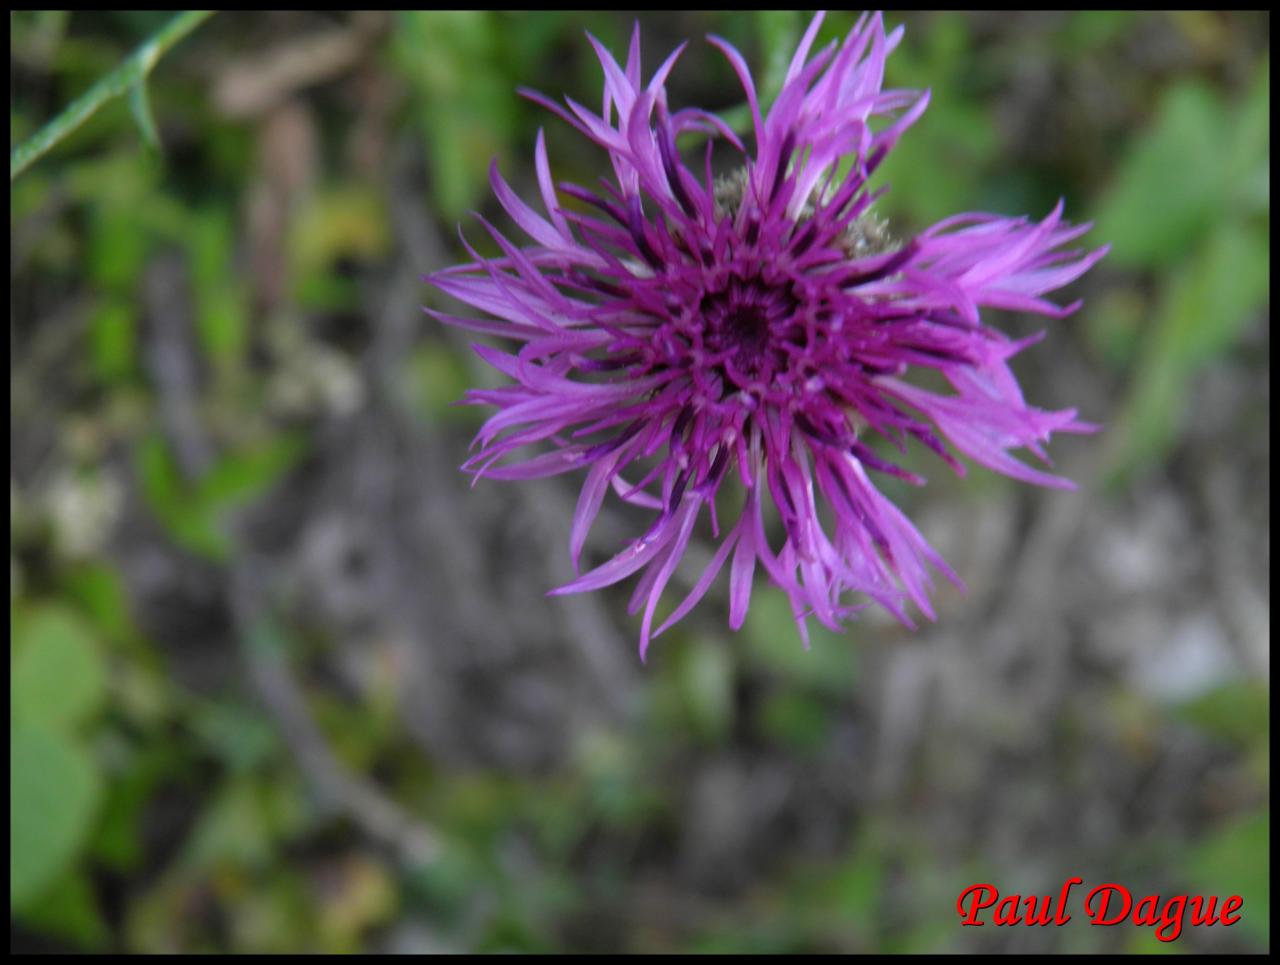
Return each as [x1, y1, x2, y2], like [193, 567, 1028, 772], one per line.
[428, 12, 1107, 658]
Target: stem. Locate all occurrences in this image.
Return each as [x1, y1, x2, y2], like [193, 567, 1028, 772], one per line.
[10, 10, 216, 182]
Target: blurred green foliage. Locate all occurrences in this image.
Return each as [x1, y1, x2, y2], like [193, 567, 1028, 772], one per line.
[1094, 63, 1270, 483]
[393, 12, 509, 222]
[136, 432, 304, 560]
[11, 608, 105, 911]
[876, 13, 1001, 225]
[10, 11, 212, 180]
[10, 9, 1270, 955]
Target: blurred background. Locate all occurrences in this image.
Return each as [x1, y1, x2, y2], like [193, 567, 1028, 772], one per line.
[9, 10, 1269, 954]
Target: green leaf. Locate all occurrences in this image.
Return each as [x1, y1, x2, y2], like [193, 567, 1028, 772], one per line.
[1181, 810, 1269, 945]
[743, 592, 857, 694]
[127, 81, 160, 152]
[405, 343, 473, 421]
[1093, 82, 1225, 268]
[91, 744, 167, 872]
[1175, 681, 1269, 748]
[190, 209, 248, 364]
[14, 869, 109, 949]
[296, 187, 391, 265]
[393, 12, 515, 222]
[876, 14, 995, 227]
[60, 562, 136, 647]
[1162, 222, 1269, 363]
[677, 641, 735, 742]
[136, 433, 304, 560]
[87, 194, 149, 290]
[89, 297, 137, 383]
[10, 726, 101, 911]
[575, 731, 657, 828]
[811, 828, 887, 924]
[1083, 286, 1146, 370]
[759, 691, 830, 752]
[1055, 11, 1138, 55]
[193, 434, 306, 513]
[756, 10, 801, 105]
[190, 700, 280, 774]
[1225, 56, 1270, 214]
[12, 606, 106, 731]
[135, 433, 227, 559]
[1106, 218, 1269, 481]
[11, 11, 213, 181]
[179, 777, 276, 873]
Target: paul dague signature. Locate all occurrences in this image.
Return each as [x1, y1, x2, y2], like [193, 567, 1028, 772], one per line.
[957, 878, 1244, 943]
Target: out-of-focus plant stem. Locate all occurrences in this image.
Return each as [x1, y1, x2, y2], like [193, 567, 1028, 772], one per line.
[10, 10, 216, 182]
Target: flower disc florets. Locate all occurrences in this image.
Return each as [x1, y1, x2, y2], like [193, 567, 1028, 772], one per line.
[427, 12, 1108, 658]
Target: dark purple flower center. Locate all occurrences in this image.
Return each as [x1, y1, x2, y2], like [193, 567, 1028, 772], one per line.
[699, 278, 799, 383]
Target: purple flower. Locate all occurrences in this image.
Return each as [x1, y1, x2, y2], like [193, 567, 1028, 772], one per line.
[427, 11, 1107, 658]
